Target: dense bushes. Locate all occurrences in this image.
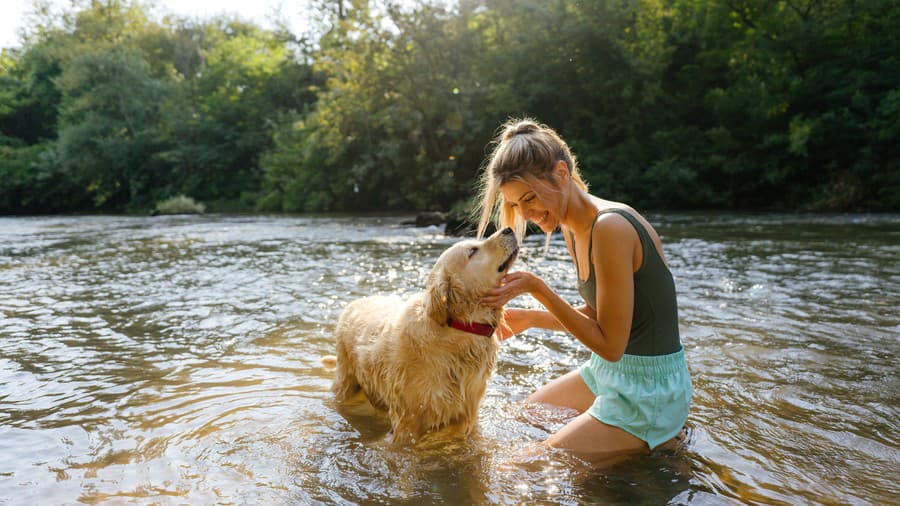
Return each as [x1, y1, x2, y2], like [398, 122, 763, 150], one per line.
[1, 0, 897, 214]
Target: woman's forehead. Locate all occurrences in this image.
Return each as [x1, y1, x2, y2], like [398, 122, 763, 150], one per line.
[499, 179, 533, 199]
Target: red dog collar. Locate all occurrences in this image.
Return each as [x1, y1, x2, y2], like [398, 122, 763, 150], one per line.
[447, 318, 495, 337]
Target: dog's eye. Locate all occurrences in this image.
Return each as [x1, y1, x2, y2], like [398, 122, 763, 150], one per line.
[468, 247, 478, 258]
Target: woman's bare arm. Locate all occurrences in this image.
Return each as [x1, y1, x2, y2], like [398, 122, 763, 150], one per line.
[484, 214, 637, 361]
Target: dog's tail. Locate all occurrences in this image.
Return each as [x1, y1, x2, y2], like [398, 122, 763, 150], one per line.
[320, 355, 337, 368]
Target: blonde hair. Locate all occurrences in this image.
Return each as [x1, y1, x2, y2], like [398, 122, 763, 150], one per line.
[474, 118, 588, 240]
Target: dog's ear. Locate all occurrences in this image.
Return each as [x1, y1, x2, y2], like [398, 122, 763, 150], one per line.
[425, 266, 468, 325]
[425, 266, 450, 324]
[444, 273, 471, 323]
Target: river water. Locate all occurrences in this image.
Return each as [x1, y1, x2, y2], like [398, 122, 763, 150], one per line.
[0, 214, 897, 505]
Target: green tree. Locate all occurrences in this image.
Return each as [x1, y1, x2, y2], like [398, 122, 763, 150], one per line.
[157, 18, 318, 207]
[662, 0, 900, 209]
[261, 1, 517, 211]
[0, 37, 85, 213]
[2, 0, 897, 214]
[54, 47, 167, 208]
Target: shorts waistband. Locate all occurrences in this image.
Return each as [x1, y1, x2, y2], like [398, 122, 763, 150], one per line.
[590, 348, 686, 378]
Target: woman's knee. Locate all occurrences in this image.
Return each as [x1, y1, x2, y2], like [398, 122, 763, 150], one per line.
[526, 370, 595, 412]
[525, 386, 556, 405]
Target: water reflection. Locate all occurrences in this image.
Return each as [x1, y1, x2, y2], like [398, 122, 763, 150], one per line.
[0, 214, 898, 504]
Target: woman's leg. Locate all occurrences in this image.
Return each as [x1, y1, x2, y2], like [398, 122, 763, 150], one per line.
[526, 369, 596, 413]
[545, 412, 648, 466]
[526, 369, 664, 466]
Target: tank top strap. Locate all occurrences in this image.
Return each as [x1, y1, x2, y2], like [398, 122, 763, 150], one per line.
[600, 209, 664, 271]
[570, 211, 607, 282]
[572, 208, 662, 282]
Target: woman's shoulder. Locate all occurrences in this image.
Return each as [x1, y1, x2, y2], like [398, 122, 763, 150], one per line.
[590, 199, 640, 225]
[592, 201, 667, 264]
[589, 202, 640, 242]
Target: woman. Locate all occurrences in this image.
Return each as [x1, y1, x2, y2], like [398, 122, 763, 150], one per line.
[476, 118, 692, 465]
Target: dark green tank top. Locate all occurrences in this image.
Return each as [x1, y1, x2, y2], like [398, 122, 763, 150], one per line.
[571, 209, 682, 356]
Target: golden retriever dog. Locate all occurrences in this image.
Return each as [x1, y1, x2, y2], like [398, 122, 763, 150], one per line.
[331, 227, 518, 445]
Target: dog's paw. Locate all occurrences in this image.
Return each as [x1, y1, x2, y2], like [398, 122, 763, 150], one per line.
[320, 355, 337, 368]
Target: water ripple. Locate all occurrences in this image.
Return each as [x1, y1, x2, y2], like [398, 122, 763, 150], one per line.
[1, 213, 898, 504]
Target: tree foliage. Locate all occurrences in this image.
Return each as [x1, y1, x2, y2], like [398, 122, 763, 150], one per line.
[1, 0, 896, 214]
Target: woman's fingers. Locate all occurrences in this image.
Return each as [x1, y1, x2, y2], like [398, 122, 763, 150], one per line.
[482, 291, 508, 307]
[502, 271, 525, 283]
[482, 271, 533, 307]
[482, 286, 510, 307]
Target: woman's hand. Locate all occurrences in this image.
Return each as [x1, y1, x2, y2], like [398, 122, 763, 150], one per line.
[495, 307, 530, 341]
[482, 271, 543, 308]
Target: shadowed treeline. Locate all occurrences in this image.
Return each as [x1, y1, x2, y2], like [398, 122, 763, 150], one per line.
[1, 0, 897, 214]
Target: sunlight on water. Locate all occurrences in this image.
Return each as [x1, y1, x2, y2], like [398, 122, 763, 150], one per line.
[0, 214, 898, 504]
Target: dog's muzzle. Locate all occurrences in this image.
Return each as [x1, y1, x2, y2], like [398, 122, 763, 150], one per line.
[498, 247, 518, 273]
[497, 230, 519, 272]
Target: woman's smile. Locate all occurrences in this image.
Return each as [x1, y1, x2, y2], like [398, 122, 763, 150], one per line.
[533, 210, 551, 228]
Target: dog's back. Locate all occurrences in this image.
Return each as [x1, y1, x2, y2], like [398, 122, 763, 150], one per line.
[332, 294, 405, 407]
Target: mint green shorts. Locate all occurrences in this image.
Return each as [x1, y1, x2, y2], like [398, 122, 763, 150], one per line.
[579, 348, 692, 450]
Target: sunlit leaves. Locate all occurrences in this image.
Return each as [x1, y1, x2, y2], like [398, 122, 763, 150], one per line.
[0, 0, 897, 213]
[55, 46, 166, 208]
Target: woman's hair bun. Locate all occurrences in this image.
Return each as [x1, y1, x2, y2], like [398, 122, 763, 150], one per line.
[502, 119, 540, 140]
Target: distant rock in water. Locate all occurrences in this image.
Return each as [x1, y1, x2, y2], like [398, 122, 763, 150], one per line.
[445, 214, 495, 237]
[415, 211, 446, 227]
[446, 215, 544, 237]
[406, 211, 481, 236]
[410, 210, 539, 237]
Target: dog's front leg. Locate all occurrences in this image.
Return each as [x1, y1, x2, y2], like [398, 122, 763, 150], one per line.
[388, 416, 422, 446]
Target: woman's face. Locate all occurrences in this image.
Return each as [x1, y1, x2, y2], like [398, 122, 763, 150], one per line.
[500, 177, 561, 233]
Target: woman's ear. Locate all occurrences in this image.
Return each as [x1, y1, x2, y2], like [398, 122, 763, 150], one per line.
[552, 160, 569, 185]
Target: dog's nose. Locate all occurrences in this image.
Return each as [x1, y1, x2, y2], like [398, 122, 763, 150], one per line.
[501, 227, 513, 236]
